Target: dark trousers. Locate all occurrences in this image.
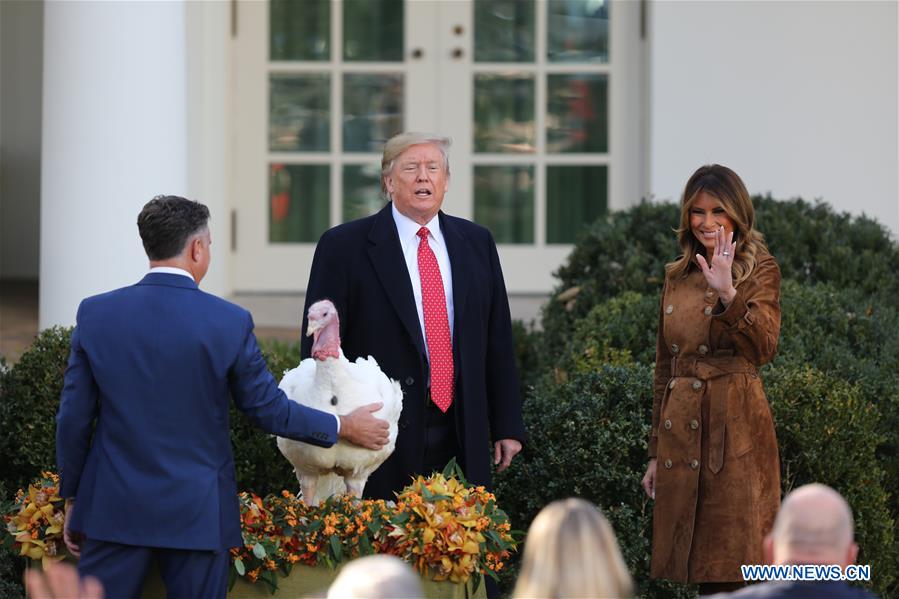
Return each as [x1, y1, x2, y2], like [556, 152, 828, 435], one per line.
[421, 397, 460, 477]
[78, 538, 230, 599]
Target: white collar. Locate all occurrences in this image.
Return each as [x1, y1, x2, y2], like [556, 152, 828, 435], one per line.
[148, 266, 195, 280]
[391, 203, 443, 248]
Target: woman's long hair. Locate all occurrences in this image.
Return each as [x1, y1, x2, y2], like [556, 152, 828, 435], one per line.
[513, 498, 634, 599]
[667, 164, 768, 287]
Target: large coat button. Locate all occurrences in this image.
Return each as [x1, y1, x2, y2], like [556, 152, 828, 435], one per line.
[666, 304, 674, 314]
[692, 380, 702, 390]
[668, 379, 676, 389]
[704, 306, 713, 316]
[690, 419, 699, 430]
[698, 344, 709, 355]
[671, 344, 679, 354]
[664, 419, 672, 430]
[691, 459, 699, 469]
[664, 459, 672, 469]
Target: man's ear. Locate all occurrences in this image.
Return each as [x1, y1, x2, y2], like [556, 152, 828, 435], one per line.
[384, 175, 394, 196]
[763, 534, 774, 564]
[845, 542, 859, 568]
[190, 237, 203, 263]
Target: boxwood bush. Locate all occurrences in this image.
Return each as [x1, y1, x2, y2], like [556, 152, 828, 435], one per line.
[542, 197, 899, 357]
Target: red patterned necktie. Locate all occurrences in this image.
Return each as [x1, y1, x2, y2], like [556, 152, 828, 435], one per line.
[417, 227, 454, 412]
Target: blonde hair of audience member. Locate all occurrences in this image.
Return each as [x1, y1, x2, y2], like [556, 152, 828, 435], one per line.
[765, 483, 859, 568]
[514, 498, 633, 599]
[326, 554, 423, 599]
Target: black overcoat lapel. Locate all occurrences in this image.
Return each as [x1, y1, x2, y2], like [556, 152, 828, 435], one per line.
[366, 205, 426, 357]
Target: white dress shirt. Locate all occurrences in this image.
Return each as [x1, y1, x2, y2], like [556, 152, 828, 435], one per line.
[148, 266, 194, 280]
[391, 203, 455, 362]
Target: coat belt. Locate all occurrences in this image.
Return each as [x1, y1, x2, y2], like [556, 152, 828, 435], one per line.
[669, 356, 757, 473]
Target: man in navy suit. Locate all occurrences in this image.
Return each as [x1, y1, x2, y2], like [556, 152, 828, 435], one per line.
[56, 195, 389, 598]
[712, 484, 875, 599]
[301, 132, 526, 503]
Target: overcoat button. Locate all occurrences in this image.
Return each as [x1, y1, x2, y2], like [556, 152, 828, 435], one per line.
[665, 305, 674, 314]
[664, 419, 672, 430]
[405, 377, 414, 386]
[690, 419, 699, 430]
[704, 306, 713, 316]
[671, 344, 679, 354]
[698, 344, 709, 355]
[668, 379, 676, 389]
[691, 459, 699, 469]
[705, 289, 715, 298]
[692, 380, 702, 390]
[664, 459, 672, 469]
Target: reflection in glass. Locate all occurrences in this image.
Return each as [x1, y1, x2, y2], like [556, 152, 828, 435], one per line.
[269, 74, 330, 152]
[269, 164, 330, 243]
[546, 165, 607, 244]
[547, 0, 609, 63]
[270, 0, 330, 61]
[343, 74, 404, 152]
[474, 0, 535, 63]
[343, 164, 385, 222]
[546, 74, 608, 153]
[474, 166, 534, 244]
[343, 0, 403, 62]
[474, 74, 535, 153]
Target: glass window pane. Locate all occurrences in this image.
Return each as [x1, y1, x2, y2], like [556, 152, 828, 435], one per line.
[343, 74, 404, 152]
[546, 73, 608, 153]
[546, 165, 607, 244]
[270, 0, 330, 61]
[474, 73, 535, 153]
[269, 74, 330, 152]
[474, 165, 534, 244]
[343, 0, 403, 62]
[474, 0, 535, 63]
[269, 164, 330, 243]
[547, 0, 609, 63]
[343, 164, 385, 222]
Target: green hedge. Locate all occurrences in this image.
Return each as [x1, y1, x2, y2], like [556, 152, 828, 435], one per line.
[0, 327, 72, 492]
[495, 364, 693, 598]
[542, 197, 899, 357]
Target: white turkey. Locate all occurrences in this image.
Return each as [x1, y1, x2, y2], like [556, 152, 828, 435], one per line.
[277, 299, 404, 504]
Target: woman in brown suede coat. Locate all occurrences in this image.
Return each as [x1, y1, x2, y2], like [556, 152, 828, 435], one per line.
[641, 165, 781, 595]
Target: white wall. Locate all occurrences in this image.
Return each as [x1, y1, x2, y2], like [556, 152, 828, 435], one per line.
[0, 0, 43, 279]
[649, 0, 898, 236]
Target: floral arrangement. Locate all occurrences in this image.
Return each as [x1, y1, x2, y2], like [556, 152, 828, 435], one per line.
[4, 466, 518, 594]
[2, 472, 67, 569]
[230, 462, 518, 593]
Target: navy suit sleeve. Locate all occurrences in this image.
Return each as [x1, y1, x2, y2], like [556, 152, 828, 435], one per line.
[484, 232, 526, 443]
[56, 306, 100, 499]
[229, 311, 338, 447]
[301, 230, 350, 360]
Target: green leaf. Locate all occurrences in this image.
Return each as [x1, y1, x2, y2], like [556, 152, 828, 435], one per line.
[234, 557, 246, 576]
[329, 534, 342, 561]
[359, 534, 373, 556]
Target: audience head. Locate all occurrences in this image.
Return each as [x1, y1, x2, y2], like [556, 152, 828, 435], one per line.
[765, 483, 858, 568]
[137, 195, 211, 282]
[326, 554, 423, 599]
[513, 498, 633, 599]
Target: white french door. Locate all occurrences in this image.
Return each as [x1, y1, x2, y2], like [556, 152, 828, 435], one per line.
[231, 0, 644, 294]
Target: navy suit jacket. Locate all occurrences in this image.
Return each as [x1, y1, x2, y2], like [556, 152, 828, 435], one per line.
[301, 204, 526, 500]
[56, 273, 338, 551]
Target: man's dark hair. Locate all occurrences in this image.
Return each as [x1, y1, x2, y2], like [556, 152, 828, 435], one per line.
[137, 195, 210, 261]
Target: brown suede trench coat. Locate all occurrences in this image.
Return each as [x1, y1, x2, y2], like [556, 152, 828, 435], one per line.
[649, 252, 782, 583]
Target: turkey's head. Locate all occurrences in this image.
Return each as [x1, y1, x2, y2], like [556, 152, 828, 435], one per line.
[307, 299, 341, 361]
